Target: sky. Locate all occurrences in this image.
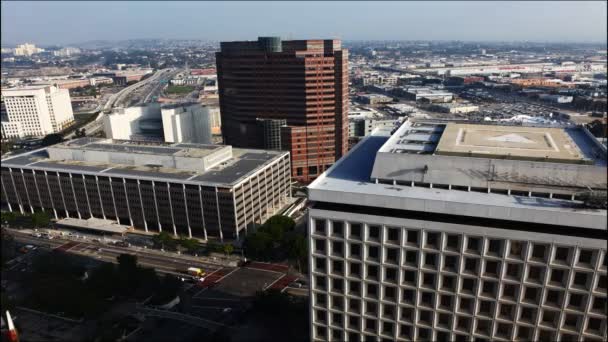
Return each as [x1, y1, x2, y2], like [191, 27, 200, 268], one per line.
[1, 1, 607, 46]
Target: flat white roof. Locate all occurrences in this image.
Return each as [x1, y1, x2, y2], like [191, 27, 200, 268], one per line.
[57, 217, 128, 234]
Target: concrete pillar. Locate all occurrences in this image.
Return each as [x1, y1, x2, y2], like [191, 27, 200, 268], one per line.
[215, 187, 223, 241]
[137, 180, 148, 232]
[68, 174, 81, 219]
[198, 185, 208, 241]
[95, 176, 106, 219]
[183, 185, 192, 238]
[166, 183, 177, 237]
[108, 177, 120, 223]
[152, 181, 162, 232]
[31, 170, 44, 212]
[56, 172, 69, 217]
[123, 179, 133, 226]
[82, 175, 92, 218]
[44, 171, 58, 219]
[19, 169, 34, 213]
[9, 169, 26, 214]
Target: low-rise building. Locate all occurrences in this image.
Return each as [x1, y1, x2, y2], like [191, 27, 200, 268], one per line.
[428, 102, 480, 114]
[1, 138, 292, 241]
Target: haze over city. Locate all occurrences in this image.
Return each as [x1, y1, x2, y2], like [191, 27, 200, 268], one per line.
[2, 1, 607, 45]
[1, 1, 607, 342]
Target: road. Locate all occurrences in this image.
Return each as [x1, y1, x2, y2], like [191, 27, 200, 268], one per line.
[10, 231, 221, 276]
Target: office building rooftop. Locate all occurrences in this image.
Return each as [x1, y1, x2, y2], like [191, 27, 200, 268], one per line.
[309, 120, 607, 231]
[2, 138, 287, 187]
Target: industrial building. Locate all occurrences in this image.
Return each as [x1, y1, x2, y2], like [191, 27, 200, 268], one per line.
[307, 120, 607, 341]
[394, 87, 453, 103]
[103, 103, 214, 144]
[1, 138, 291, 241]
[216, 37, 349, 182]
[1, 85, 74, 140]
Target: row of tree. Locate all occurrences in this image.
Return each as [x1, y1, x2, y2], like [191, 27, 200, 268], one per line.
[151, 231, 234, 256]
[1, 210, 51, 228]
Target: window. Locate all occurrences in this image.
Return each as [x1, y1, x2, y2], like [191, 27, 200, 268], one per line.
[553, 246, 570, 265]
[308, 165, 318, 175]
[572, 271, 591, 290]
[386, 227, 400, 244]
[402, 289, 415, 305]
[405, 250, 417, 266]
[481, 280, 498, 298]
[501, 284, 520, 301]
[420, 291, 435, 308]
[332, 221, 344, 237]
[441, 275, 456, 292]
[349, 281, 361, 295]
[383, 286, 396, 300]
[508, 240, 526, 260]
[445, 234, 460, 251]
[296, 167, 303, 176]
[499, 303, 515, 321]
[443, 255, 458, 273]
[367, 246, 379, 261]
[385, 248, 399, 265]
[402, 270, 416, 287]
[478, 300, 494, 318]
[424, 253, 438, 270]
[463, 257, 479, 275]
[544, 289, 563, 308]
[484, 260, 500, 278]
[368, 225, 380, 241]
[314, 219, 326, 235]
[367, 265, 378, 281]
[519, 307, 537, 324]
[487, 239, 503, 257]
[332, 260, 343, 275]
[406, 230, 418, 246]
[425, 231, 440, 249]
[439, 294, 453, 310]
[332, 241, 344, 257]
[577, 249, 594, 267]
[458, 298, 474, 314]
[461, 278, 477, 295]
[523, 286, 540, 305]
[530, 243, 548, 262]
[349, 263, 361, 278]
[350, 223, 362, 240]
[466, 237, 481, 254]
[526, 265, 544, 284]
[349, 243, 362, 259]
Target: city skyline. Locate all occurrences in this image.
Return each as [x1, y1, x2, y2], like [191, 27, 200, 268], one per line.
[1, 1, 607, 45]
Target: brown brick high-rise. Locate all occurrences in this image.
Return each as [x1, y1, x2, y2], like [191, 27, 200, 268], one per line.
[216, 37, 348, 182]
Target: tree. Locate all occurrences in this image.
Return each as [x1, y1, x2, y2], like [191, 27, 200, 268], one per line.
[262, 215, 295, 237]
[223, 243, 234, 256]
[153, 231, 175, 250]
[31, 211, 51, 228]
[42, 133, 63, 146]
[286, 234, 308, 273]
[244, 231, 272, 260]
[1, 211, 18, 225]
[178, 236, 200, 254]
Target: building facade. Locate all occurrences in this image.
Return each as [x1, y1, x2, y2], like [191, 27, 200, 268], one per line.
[307, 121, 607, 341]
[103, 103, 213, 144]
[216, 36, 349, 182]
[1, 138, 291, 241]
[1, 85, 74, 140]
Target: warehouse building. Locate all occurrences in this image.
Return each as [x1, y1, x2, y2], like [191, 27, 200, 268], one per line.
[1, 138, 291, 241]
[307, 120, 606, 341]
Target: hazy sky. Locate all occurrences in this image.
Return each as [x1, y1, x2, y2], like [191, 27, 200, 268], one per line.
[2, 1, 607, 45]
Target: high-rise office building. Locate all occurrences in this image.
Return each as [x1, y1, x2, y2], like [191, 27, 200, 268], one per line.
[1, 85, 74, 140]
[216, 37, 349, 182]
[307, 120, 607, 341]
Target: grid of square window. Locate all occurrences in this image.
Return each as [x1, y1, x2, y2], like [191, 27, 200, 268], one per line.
[310, 218, 607, 341]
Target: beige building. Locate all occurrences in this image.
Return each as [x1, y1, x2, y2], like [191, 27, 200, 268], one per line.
[1, 85, 74, 139]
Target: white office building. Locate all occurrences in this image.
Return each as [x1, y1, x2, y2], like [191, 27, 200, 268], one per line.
[161, 103, 212, 144]
[1, 85, 74, 139]
[307, 120, 607, 342]
[103, 102, 213, 144]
